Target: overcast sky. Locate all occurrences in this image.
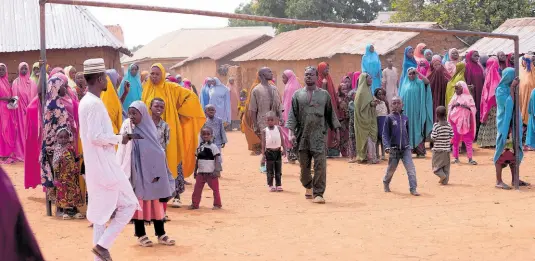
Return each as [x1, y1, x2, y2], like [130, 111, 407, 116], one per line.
[88, 0, 248, 48]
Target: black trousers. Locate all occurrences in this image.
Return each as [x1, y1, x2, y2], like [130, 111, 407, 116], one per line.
[265, 149, 282, 187]
[134, 220, 165, 238]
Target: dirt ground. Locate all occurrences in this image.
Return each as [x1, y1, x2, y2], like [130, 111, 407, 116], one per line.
[5, 131, 535, 261]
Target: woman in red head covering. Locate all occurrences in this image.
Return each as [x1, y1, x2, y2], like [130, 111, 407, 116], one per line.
[317, 62, 341, 157]
[464, 50, 485, 135]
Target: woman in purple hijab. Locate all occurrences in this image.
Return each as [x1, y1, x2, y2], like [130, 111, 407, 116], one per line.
[0, 166, 45, 261]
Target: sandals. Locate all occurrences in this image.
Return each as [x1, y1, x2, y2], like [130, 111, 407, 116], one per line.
[468, 159, 478, 165]
[62, 214, 72, 220]
[73, 213, 85, 219]
[495, 183, 512, 190]
[452, 159, 460, 164]
[188, 205, 199, 210]
[269, 186, 277, 192]
[276, 186, 283, 192]
[137, 235, 154, 247]
[91, 246, 112, 261]
[158, 234, 176, 246]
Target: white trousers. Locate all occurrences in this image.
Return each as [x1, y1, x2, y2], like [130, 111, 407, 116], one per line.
[92, 191, 137, 261]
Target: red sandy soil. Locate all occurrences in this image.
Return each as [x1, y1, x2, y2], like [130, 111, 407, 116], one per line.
[4, 131, 535, 261]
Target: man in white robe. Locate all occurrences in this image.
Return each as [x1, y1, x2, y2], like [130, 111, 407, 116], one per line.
[79, 58, 139, 261]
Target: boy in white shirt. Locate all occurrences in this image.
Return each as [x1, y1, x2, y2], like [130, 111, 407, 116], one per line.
[261, 111, 286, 192]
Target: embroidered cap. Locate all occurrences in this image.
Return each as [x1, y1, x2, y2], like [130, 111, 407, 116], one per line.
[83, 58, 106, 75]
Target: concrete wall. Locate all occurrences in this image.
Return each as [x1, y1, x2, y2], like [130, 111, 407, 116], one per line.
[0, 47, 123, 82]
[172, 59, 217, 87]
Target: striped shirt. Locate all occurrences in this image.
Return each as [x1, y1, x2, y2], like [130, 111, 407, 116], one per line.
[430, 122, 454, 152]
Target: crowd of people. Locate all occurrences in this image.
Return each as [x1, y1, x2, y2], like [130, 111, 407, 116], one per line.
[0, 41, 534, 260]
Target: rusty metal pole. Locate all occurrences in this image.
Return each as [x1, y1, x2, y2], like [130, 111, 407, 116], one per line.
[39, 0, 52, 216]
[513, 37, 520, 190]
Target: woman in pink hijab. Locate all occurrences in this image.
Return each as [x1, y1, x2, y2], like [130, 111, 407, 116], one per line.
[11, 62, 38, 156]
[351, 71, 361, 90]
[477, 57, 501, 148]
[448, 81, 477, 165]
[444, 48, 461, 77]
[0, 64, 19, 163]
[281, 70, 301, 163]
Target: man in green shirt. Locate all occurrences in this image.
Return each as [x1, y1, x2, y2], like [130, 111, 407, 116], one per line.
[286, 66, 341, 204]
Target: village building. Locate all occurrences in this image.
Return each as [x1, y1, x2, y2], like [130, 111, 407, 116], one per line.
[169, 34, 272, 88]
[464, 18, 535, 55]
[121, 27, 275, 72]
[0, 0, 129, 81]
[233, 22, 467, 95]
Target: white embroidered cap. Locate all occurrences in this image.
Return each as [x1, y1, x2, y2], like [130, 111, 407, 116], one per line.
[83, 58, 106, 75]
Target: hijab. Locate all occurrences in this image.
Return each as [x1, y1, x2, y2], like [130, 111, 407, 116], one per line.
[361, 44, 382, 92]
[106, 69, 120, 89]
[464, 50, 485, 123]
[0, 64, 15, 155]
[351, 71, 361, 90]
[282, 70, 301, 123]
[446, 63, 466, 110]
[140, 70, 149, 83]
[428, 59, 451, 120]
[129, 101, 173, 200]
[182, 78, 192, 90]
[49, 67, 64, 80]
[448, 81, 476, 138]
[118, 63, 143, 111]
[200, 77, 213, 109]
[480, 57, 501, 123]
[12, 62, 38, 112]
[30, 62, 40, 85]
[64, 66, 77, 90]
[400, 46, 418, 90]
[494, 68, 523, 163]
[318, 62, 339, 115]
[444, 48, 460, 77]
[519, 55, 535, 124]
[414, 43, 427, 62]
[353, 73, 378, 160]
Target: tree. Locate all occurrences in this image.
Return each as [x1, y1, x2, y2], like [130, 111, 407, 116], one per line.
[229, 0, 390, 33]
[391, 0, 535, 44]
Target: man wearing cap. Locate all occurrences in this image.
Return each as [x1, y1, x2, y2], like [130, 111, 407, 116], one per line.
[78, 58, 139, 261]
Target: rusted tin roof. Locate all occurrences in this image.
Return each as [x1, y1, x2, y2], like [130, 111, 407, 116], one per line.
[170, 34, 272, 69]
[464, 18, 535, 55]
[0, 0, 130, 55]
[233, 22, 439, 62]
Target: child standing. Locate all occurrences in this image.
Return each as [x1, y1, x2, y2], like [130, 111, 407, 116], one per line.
[374, 88, 389, 160]
[203, 104, 228, 150]
[261, 111, 286, 192]
[189, 127, 223, 210]
[347, 90, 357, 163]
[382, 97, 420, 196]
[448, 81, 478, 165]
[430, 106, 454, 185]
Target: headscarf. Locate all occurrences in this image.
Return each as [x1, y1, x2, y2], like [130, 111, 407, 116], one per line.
[464, 50, 485, 125]
[24, 96, 43, 189]
[40, 75, 74, 186]
[494, 68, 523, 163]
[167, 76, 177, 83]
[49, 67, 64, 79]
[526, 87, 535, 148]
[428, 59, 451, 121]
[182, 78, 192, 90]
[480, 57, 501, 123]
[140, 70, 149, 83]
[141, 63, 206, 178]
[106, 69, 120, 89]
[317, 62, 339, 116]
[227, 77, 240, 121]
[448, 81, 476, 138]
[506, 53, 515, 68]
[282, 70, 301, 123]
[210, 77, 232, 123]
[0, 166, 45, 261]
[200, 77, 213, 109]
[519, 55, 535, 124]
[118, 63, 143, 111]
[414, 43, 427, 62]
[100, 74, 123, 134]
[12, 62, 38, 109]
[480, 54, 490, 69]
[445, 63, 466, 110]
[353, 73, 378, 161]
[0, 64, 16, 158]
[399, 46, 418, 91]
[351, 71, 361, 90]
[64, 66, 77, 90]
[175, 74, 184, 86]
[417, 58, 430, 78]
[30, 62, 40, 85]
[399, 67, 433, 148]
[74, 72, 86, 101]
[442, 50, 450, 64]
[128, 101, 173, 200]
[361, 44, 382, 93]
[444, 48, 460, 77]
[424, 49, 433, 62]
[432, 55, 442, 64]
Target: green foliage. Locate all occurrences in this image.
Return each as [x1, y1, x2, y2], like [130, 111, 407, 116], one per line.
[391, 0, 535, 44]
[229, 0, 391, 33]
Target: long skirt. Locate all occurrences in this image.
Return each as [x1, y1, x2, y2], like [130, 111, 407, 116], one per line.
[338, 119, 350, 157]
[50, 155, 84, 209]
[132, 199, 165, 222]
[477, 107, 497, 148]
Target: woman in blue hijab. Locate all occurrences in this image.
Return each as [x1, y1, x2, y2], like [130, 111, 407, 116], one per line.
[200, 77, 214, 109]
[399, 46, 418, 92]
[493, 67, 529, 189]
[399, 67, 433, 157]
[361, 44, 382, 93]
[118, 63, 143, 111]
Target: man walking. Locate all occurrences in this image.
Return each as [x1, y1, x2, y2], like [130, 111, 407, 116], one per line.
[79, 58, 139, 261]
[286, 66, 341, 204]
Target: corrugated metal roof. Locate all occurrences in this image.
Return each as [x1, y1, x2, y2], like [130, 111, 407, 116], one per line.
[122, 26, 275, 64]
[0, 0, 129, 55]
[170, 34, 272, 69]
[233, 22, 438, 62]
[464, 18, 535, 55]
[105, 25, 125, 44]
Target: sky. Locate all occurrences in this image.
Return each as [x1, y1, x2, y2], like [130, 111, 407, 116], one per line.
[88, 0, 248, 48]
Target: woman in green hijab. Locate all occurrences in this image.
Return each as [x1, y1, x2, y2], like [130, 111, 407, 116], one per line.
[354, 73, 378, 164]
[445, 63, 466, 111]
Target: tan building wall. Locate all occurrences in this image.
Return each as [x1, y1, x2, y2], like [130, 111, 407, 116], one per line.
[172, 59, 217, 87]
[0, 47, 123, 81]
[122, 58, 185, 75]
[238, 33, 466, 96]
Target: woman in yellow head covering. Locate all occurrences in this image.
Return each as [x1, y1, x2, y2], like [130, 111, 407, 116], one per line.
[100, 74, 123, 134]
[142, 63, 205, 178]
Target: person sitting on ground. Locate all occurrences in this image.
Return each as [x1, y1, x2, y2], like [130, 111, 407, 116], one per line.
[261, 111, 286, 192]
[430, 106, 454, 185]
[189, 126, 223, 210]
[382, 96, 420, 196]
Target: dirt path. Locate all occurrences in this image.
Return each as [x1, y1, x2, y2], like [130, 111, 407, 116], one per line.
[5, 131, 535, 261]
